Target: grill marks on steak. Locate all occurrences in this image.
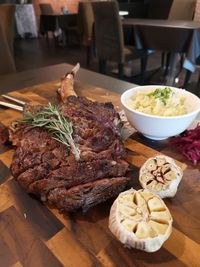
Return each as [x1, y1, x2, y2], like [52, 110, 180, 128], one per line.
[11, 129, 68, 176]
[11, 96, 129, 212]
[61, 96, 122, 147]
[62, 96, 117, 126]
[25, 159, 128, 196]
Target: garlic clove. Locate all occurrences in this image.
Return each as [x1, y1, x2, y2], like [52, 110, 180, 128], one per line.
[135, 222, 156, 239]
[156, 157, 166, 166]
[163, 170, 177, 181]
[134, 191, 146, 206]
[146, 159, 157, 171]
[150, 210, 171, 222]
[148, 196, 165, 211]
[119, 204, 137, 216]
[121, 219, 138, 232]
[149, 220, 169, 235]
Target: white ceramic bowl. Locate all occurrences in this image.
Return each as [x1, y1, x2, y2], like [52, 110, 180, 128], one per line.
[121, 85, 200, 140]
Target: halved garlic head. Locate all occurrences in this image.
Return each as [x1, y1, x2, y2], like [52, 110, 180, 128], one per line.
[109, 188, 173, 252]
[139, 155, 183, 198]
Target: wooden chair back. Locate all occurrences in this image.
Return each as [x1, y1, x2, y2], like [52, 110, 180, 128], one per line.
[147, 0, 173, 19]
[39, 3, 54, 15]
[0, 25, 16, 76]
[92, 1, 124, 63]
[168, 0, 196, 20]
[78, 1, 94, 46]
[0, 3, 16, 55]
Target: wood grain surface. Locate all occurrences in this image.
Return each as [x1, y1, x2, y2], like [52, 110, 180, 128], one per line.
[0, 80, 200, 267]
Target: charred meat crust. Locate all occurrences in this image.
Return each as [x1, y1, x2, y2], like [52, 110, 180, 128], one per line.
[10, 96, 129, 212]
[48, 177, 129, 213]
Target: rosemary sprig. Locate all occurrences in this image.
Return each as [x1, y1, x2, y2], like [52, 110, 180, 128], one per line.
[20, 103, 80, 160]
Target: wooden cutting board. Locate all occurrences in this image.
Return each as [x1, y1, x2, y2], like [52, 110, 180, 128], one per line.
[0, 81, 199, 267]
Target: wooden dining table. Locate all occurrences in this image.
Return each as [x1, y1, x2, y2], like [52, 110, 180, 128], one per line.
[123, 18, 200, 86]
[0, 63, 200, 267]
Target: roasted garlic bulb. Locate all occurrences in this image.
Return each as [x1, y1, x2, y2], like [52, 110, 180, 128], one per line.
[139, 155, 183, 198]
[109, 188, 173, 252]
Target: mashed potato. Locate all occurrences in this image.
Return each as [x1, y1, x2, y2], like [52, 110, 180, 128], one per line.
[127, 87, 187, 116]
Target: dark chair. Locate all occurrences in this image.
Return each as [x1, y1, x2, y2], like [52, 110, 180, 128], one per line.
[58, 14, 80, 46]
[147, 0, 173, 19]
[0, 3, 16, 55]
[0, 25, 16, 76]
[39, 3, 58, 39]
[92, 1, 145, 79]
[168, 0, 196, 20]
[39, 15, 58, 36]
[194, 56, 200, 89]
[78, 1, 94, 66]
[146, 0, 173, 69]
[167, 0, 196, 87]
[39, 3, 54, 15]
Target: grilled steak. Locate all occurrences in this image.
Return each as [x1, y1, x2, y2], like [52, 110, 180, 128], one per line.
[10, 95, 129, 212]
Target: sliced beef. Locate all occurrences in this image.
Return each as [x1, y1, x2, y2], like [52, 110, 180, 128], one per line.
[48, 177, 129, 212]
[17, 164, 49, 190]
[25, 159, 129, 196]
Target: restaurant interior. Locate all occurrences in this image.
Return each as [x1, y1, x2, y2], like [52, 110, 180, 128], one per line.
[1, 1, 200, 266]
[0, 0, 200, 94]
